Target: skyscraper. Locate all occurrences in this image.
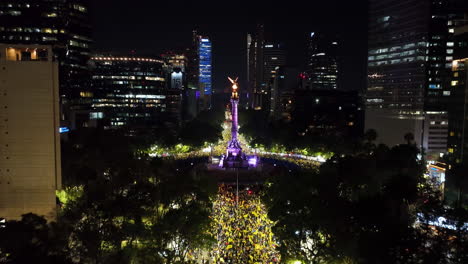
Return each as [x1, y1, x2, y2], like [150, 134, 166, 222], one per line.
[247, 24, 265, 110]
[366, 0, 465, 155]
[306, 32, 339, 90]
[199, 36, 212, 109]
[448, 21, 468, 164]
[247, 25, 287, 111]
[0, 0, 92, 126]
[0, 44, 61, 221]
[270, 66, 299, 119]
[186, 31, 212, 112]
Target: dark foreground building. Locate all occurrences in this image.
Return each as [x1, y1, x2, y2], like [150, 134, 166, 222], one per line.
[306, 32, 339, 90]
[292, 89, 364, 138]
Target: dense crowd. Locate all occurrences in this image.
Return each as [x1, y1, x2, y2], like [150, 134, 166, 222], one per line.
[210, 186, 280, 263]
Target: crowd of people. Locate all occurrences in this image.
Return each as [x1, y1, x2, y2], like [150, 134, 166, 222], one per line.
[209, 185, 280, 263]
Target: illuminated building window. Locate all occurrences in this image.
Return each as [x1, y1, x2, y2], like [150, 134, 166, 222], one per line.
[73, 4, 87, 12]
[43, 12, 57, 17]
[90, 112, 104, 119]
[80, 91, 93, 97]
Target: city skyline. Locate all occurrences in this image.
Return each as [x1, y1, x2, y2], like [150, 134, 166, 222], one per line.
[91, 0, 368, 92]
[1, 1, 467, 263]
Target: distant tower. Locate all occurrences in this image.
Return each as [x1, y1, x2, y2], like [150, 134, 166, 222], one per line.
[198, 36, 213, 110]
[306, 32, 338, 90]
[247, 24, 265, 110]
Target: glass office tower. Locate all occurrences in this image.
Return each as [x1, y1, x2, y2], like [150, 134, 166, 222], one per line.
[366, 0, 465, 156]
[199, 37, 212, 96]
[307, 32, 339, 90]
[89, 56, 180, 131]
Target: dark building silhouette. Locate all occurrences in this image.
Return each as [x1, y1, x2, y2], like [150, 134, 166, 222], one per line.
[247, 24, 265, 110]
[247, 25, 287, 111]
[292, 89, 364, 138]
[306, 32, 339, 90]
[270, 66, 300, 119]
[448, 21, 468, 164]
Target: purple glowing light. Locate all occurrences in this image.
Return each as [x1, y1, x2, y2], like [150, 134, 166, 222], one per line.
[248, 157, 257, 166]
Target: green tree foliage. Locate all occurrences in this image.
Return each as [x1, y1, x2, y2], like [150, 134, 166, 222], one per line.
[59, 154, 217, 264]
[263, 144, 467, 263]
[239, 109, 361, 156]
[1, 159, 217, 264]
[179, 109, 223, 148]
[1, 127, 219, 264]
[0, 213, 71, 263]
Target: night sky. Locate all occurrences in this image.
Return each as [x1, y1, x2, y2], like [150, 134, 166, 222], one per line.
[91, 0, 368, 92]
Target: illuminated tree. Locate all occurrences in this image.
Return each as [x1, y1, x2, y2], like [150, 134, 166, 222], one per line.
[210, 187, 280, 263]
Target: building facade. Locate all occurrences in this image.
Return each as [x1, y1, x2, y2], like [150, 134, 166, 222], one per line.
[247, 26, 287, 111]
[89, 55, 181, 131]
[247, 24, 265, 110]
[366, 0, 465, 154]
[0, 44, 61, 221]
[270, 66, 300, 119]
[448, 22, 468, 164]
[186, 31, 212, 112]
[0, 0, 93, 126]
[306, 32, 339, 90]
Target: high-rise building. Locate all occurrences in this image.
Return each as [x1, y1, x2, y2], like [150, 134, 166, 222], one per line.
[198, 36, 212, 110]
[0, 44, 61, 221]
[306, 32, 339, 90]
[186, 31, 212, 112]
[247, 24, 265, 110]
[448, 21, 468, 164]
[89, 55, 181, 131]
[0, 0, 92, 126]
[270, 66, 299, 119]
[263, 43, 287, 85]
[162, 52, 199, 121]
[247, 26, 287, 111]
[262, 43, 287, 112]
[366, 0, 465, 155]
